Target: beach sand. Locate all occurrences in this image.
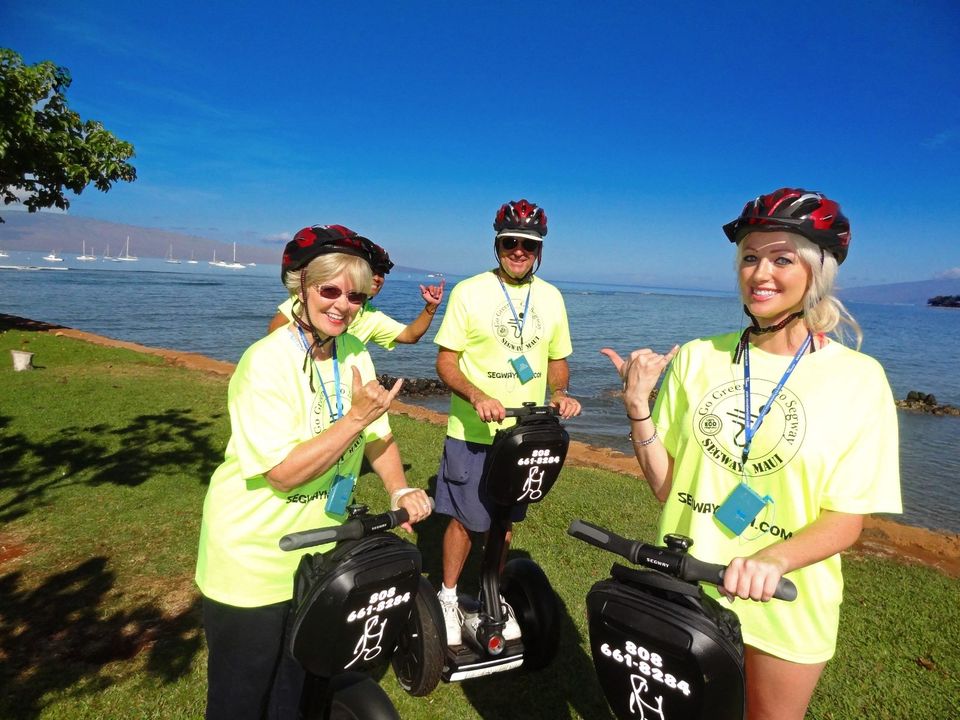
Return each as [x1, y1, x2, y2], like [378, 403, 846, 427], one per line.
[19, 317, 960, 579]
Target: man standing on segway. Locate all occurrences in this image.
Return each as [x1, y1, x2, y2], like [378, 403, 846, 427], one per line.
[432, 199, 582, 646]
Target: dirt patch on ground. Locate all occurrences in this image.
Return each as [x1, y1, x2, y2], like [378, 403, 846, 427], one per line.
[9, 314, 959, 579]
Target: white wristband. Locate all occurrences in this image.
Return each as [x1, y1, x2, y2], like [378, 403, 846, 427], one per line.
[390, 487, 419, 511]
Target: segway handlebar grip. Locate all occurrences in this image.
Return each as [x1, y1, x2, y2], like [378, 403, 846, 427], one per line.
[278, 507, 413, 552]
[567, 519, 640, 561]
[681, 555, 798, 602]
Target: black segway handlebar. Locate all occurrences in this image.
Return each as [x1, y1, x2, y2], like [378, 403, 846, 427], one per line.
[567, 519, 797, 602]
[503, 403, 559, 419]
[279, 500, 432, 552]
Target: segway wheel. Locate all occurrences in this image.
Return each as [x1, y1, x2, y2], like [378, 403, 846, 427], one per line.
[327, 672, 400, 720]
[502, 558, 560, 671]
[391, 575, 444, 696]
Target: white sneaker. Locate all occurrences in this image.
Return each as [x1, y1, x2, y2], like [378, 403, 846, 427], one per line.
[500, 595, 521, 641]
[438, 591, 463, 646]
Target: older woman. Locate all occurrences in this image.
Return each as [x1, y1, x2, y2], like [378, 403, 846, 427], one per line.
[195, 225, 431, 720]
[602, 189, 901, 720]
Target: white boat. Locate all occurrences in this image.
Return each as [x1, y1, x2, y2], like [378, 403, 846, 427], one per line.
[103, 244, 119, 262]
[219, 242, 246, 270]
[246, 262, 257, 267]
[0, 249, 9, 258]
[43, 250, 63, 262]
[209, 249, 225, 266]
[187, 250, 199, 265]
[116, 236, 138, 261]
[165, 244, 181, 264]
[77, 240, 96, 261]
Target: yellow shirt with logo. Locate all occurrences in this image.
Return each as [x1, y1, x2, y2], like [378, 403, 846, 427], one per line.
[278, 296, 405, 350]
[654, 332, 901, 662]
[434, 271, 573, 444]
[195, 328, 390, 607]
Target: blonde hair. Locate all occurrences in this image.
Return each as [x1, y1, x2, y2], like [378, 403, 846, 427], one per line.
[736, 233, 862, 349]
[283, 254, 372, 317]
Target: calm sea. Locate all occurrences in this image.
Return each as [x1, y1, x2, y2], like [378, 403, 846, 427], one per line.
[2, 251, 958, 534]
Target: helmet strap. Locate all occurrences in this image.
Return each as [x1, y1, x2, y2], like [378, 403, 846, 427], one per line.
[297, 273, 334, 392]
[734, 306, 805, 363]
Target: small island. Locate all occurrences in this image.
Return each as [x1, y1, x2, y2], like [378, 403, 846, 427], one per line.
[928, 295, 960, 308]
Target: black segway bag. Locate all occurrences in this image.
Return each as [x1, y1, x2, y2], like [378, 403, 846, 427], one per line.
[586, 564, 745, 720]
[289, 533, 422, 678]
[482, 408, 569, 506]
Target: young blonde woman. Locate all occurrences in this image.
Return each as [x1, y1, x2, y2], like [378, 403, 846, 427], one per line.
[602, 188, 901, 719]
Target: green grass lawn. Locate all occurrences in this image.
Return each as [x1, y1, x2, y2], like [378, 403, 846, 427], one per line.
[1, 327, 957, 719]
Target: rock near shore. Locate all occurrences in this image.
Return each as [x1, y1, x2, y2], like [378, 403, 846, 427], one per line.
[896, 391, 960, 416]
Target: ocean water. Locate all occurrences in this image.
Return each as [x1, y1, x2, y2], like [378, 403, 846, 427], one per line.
[2, 251, 958, 534]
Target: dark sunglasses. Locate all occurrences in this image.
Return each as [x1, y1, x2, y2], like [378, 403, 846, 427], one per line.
[499, 237, 542, 252]
[315, 284, 368, 305]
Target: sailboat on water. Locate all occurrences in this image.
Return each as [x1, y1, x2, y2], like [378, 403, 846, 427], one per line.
[116, 236, 138, 261]
[187, 250, 199, 264]
[221, 242, 246, 270]
[77, 240, 96, 261]
[209, 249, 224, 267]
[165, 244, 181, 264]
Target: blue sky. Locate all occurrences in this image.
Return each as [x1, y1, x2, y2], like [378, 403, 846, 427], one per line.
[3, 1, 959, 290]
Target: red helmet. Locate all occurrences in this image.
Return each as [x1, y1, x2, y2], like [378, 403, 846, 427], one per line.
[363, 240, 394, 275]
[494, 199, 548, 239]
[281, 225, 372, 281]
[723, 188, 851, 265]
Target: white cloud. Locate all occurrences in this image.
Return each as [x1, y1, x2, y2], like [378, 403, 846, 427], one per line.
[933, 267, 960, 279]
[921, 129, 957, 149]
[262, 232, 293, 244]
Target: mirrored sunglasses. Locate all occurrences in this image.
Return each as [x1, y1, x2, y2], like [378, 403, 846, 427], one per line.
[316, 284, 368, 305]
[499, 237, 542, 252]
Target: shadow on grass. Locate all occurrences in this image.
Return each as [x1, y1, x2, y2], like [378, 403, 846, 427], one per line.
[0, 408, 223, 524]
[0, 557, 202, 720]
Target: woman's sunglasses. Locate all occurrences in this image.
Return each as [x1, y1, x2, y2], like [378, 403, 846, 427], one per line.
[315, 284, 368, 305]
[499, 237, 542, 252]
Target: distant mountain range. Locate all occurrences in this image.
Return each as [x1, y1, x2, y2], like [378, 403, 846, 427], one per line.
[0, 212, 428, 275]
[0, 211, 279, 264]
[838, 278, 960, 306]
[2, 211, 956, 304]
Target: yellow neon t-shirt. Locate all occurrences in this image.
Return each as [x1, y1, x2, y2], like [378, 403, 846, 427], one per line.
[195, 328, 391, 607]
[654, 332, 901, 662]
[434, 271, 573, 444]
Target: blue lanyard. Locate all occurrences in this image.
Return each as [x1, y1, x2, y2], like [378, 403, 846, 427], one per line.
[298, 327, 343, 421]
[497, 276, 532, 342]
[742, 332, 811, 464]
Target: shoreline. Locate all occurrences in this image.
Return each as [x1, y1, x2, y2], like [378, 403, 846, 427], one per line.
[8, 314, 959, 578]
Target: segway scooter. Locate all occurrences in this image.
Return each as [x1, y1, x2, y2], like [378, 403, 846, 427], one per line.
[279, 503, 442, 719]
[392, 403, 569, 691]
[567, 519, 797, 720]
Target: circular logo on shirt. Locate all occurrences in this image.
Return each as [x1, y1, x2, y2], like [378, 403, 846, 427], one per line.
[311, 378, 352, 435]
[493, 302, 543, 354]
[693, 379, 806, 476]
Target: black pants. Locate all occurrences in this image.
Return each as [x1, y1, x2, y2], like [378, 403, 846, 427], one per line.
[202, 596, 305, 720]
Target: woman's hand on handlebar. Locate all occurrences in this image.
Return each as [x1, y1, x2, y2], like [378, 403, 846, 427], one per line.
[347, 367, 403, 427]
[394, 488, 432, 532]
[719, 552, 790, 603]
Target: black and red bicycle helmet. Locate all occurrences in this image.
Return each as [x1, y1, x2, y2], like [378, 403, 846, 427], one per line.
[281, 225, 372, 281]
[494, 199, 548, 239]
[364, 240, 394, 275]
[723, 188, 851, 265]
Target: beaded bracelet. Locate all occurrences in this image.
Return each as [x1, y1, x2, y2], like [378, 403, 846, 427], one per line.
[628, 430, 658, 447]
[627, 412, 652, 422]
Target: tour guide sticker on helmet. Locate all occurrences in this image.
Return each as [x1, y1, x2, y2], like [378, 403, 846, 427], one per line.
[693, 379, 806, 477]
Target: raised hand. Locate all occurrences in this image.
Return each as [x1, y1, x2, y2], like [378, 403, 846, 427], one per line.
[419, 278, 445, 308]
[348, 366, 404, 427]
[600, 345, 679, 416]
